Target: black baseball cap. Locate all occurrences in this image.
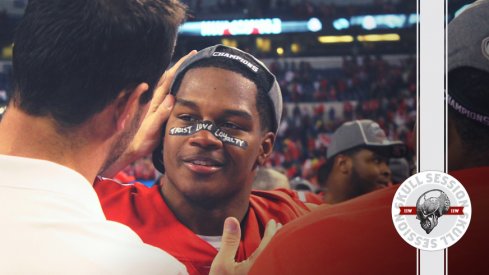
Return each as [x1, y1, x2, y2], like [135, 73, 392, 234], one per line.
[152, 44, 283, 173]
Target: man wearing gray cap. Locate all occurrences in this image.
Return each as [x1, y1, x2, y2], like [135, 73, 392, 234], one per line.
[94, 45, 311, 274]
[250, 1, 488, 273]
[446, 0, 489, 273]
[319, 119, 405, 204]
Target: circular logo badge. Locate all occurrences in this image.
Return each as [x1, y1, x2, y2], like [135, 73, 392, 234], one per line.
[391, 171, 471, 251]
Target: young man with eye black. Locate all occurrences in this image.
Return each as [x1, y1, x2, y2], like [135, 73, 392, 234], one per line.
[94, 45, 312, 274]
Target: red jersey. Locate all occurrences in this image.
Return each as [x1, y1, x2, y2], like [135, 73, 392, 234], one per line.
[250, 185, 416, 275]
[250, 167, 489, 274]
[447, 167, 489, 275]
[295, 190, 324, 205]
[93, 178, 310, 275]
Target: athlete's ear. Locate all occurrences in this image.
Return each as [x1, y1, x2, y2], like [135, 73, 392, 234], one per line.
[336, 154, 352, 174]
[256, 132, 275, 166]
[114, 83, 149, 131]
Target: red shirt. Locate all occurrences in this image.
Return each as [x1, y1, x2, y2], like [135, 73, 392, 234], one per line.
[295, 191, 324, 205]
[250, 186, 417, 275]
[93, 178, 310, 275]
[250, 167, 489, 274]
[447, 167, 489, 275]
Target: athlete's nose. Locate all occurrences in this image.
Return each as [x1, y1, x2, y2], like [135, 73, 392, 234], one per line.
[188, 128, 223, 150]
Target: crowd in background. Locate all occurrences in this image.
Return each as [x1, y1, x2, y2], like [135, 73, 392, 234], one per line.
[267, 55, 416, 187]
[0, 54, 416, 188]
[0, 60, 415, 191]
[0, 0, 416, 190]
[181, 0, 416, 20]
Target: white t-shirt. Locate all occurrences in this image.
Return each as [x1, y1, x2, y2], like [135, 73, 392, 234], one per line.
[197, 235, 222, 251]
[0, 155, 187, 275]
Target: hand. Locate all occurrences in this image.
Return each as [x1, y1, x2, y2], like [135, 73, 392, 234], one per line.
[100, 50, 197, 177]
[127, 50, 197, 159]
[210, 217, 282, 275]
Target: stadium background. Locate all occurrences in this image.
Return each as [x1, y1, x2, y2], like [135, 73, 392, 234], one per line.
[0, 0, 470, 189]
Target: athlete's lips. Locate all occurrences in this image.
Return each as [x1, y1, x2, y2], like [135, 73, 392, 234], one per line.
[182, 155, 225, 174]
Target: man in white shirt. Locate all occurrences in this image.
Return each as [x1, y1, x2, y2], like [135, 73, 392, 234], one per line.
[0, 0, 275, 273]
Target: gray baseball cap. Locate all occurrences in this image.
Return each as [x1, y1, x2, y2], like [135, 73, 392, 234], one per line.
[153, 44, 283, 174]
[447, 0, 489, 127]
[448, 0, 489, 73]
[326, 120, 406, 158]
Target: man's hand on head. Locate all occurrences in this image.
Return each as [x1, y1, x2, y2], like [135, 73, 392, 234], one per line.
[100, 50, 197, 178]
[210, 217, 281, 275]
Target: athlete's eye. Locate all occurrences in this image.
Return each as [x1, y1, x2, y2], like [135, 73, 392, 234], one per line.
[178, 114, 199, 122]
[221, 122, 242, 130]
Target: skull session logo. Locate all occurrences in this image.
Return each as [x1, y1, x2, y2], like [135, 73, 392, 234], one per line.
[416, 190, 451, 234]
[391, 171, 471, 251]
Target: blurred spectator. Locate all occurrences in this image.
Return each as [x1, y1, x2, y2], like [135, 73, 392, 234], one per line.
[133, 156, 156, 180]
[320, 119, 406, 204]
[388, 157, 410, 184]
[289, 176, 323, 205]
[114, 169, 136, 184]
[267, 55, 416, 188]
[289, 176, 316, 192]
[253, 167, 290, 190]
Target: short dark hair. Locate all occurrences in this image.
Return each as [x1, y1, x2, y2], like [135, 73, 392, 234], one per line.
[11, 0, 186, 127]
[448, 67, 489, 154]
[171, 53, 275, 133]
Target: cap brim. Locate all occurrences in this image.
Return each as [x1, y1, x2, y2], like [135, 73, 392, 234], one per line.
[367, 142, 407, 158]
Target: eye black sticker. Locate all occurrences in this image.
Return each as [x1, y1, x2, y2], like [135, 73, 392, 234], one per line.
[169, 120, 248, 149]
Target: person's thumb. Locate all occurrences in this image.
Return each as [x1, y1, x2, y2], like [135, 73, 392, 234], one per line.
[210, 217, 241, 274]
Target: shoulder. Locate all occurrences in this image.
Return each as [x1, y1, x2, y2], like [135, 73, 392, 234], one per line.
[259, 185, 402, 243]
[295, 190, 324, 205]
[450, 166, 489, 184]
[93, 176, 163, 222]
[82, 220, 186, 274]
[250, 186, 414, 274]
[251, 188, 301, 204]
[93, 176, 155, 199]
[250, 188, 311, 217]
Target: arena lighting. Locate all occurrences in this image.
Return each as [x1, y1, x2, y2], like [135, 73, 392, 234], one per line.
[276, 47, 284, 55]
[1, 45, 12, 59]
[333, 13, 417, 31]
[256, 37, 272, 52]
[318, 35, 354, 43]
[357, 33, 400, 42]
[178, 17, 322, 36]
[290, 43, 300, 53]
[221, 38, 238, 48]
